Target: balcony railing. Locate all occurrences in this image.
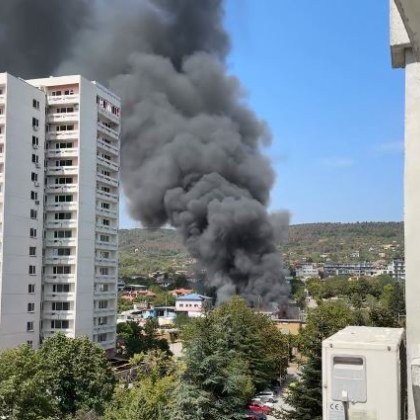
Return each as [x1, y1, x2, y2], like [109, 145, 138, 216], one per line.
[0, 115, 5, 125]
[97, 139, 119, 156]
[97, 156, 119, 171]
[0, 94, 5, 104]
[45, 238, 77, 247]
[42, 310, 74, 320]
[46, 184, 78, 194]
[46, 148, 78, 159]
[45, 220, 77, 229]
[96, 240, 117, 250]
[97, 121, 119, 140]
[43, 292, 75, 301]
[97, 190, 118, 203]
[97, 173, 118, 188]
[96, 224, 117, 234]
[95, 257, 118, 265]
[47, 112, 78, 123]
[43, 274, 75, 283]
[44, 256, 77, 265]
[45, 202, 78, 212]
[46, 166, 78, 176]
[47, 130, 78, 140]
[96, 207, 118, 218]
[97, 105, 120, 124]
[47, 94, 79, 105]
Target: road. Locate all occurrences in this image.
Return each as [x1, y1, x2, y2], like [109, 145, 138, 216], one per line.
[267, 364, 298, 420]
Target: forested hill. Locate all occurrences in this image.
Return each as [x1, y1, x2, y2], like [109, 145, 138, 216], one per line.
[118, 222, 404, 276]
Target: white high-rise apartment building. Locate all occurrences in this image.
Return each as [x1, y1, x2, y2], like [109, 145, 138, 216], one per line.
[0, 73, 120, 352]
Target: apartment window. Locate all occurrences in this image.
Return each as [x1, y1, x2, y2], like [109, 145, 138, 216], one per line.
[29, 228, 37, 238]
[55, 195, 73, 203]
[98, 284, 109, 292]
[29, 265, 36, 275]
[103, 219, 110, 226]
[56, 107, 74, 113]
[52, 265, 71, 275]
[102, 170, 110, 177]
[56, 160, 73, 167]
[102, 154, 111, 161]
[28, 284, 35, 294]
[54, 230, 72, 238]
[99, 267, 109, 276]
[100, 251, 110, 259]
[30, 209, 37, 219]
[97, 333, 107, 342]
[98, 317, 108, 326]
[56, 124, 74, 132]
[100, 235, 109, 242]
[56, 177, 73, 184]
[31, 172, 38, 182]
[27, 340, 33, 348]
[101, 186, 111, 193]
[64, 89, 74, 96]
[51, 90, 62, 96]
[32, 136, 39, 147]
[51, 320, 69, 329]
[32, 99, 40, 109]
[57, 248, 71, 256]
[101, 202, 110, 209]
[30, 191, 38, 200]
[32, 154, 39, 164]
[29, 247, 36, 257]
[55, 212, 72, 220]
[52, 302, 70, 311]
[27, 321, 34, 332]
[53, 284, 70, 293]
[98, 300, 108, 309]
[32, 118, 39, 128]
[27, 303, 35, 312]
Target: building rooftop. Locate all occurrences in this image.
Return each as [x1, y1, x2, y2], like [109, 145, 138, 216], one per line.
[176, 293, 211, 302]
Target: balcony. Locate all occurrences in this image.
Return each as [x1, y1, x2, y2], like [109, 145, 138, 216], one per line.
[44, 256, 77, 265]
[95, 274, 117, 282]
[46, 148, 78, 159]
[96, 224, 117, 235]
[47, 130, 78, 140]
[43, 292, 75, 302]
[46, 184, 78, 194]
[0, 152, 4, 164]
[45, 202, 78, 212]
[94, 290, 117, 299]
[97, 156, 119, 171]
[42, 310, 74, 320]
[96, 207, 118, 218]
[0, 94, 5, 104]
[97, 190, 118, 203]
[46, 166, 78, 176]
[0, 114, 5, 125]
[97, 121, 119, 140]
[97, 139, 119, 156]
[47, 94, 79, 105]
[0, 134, 4, 143]
[43, 274, 75, 283]
[47, 112, 78, 123]
[93, 324, 117, 334]
[97, 105, 120, 124]
[93, 307, 116, 316]
[95, 257, 118, 266]
[97, 173, 118, 188]
[96, 240, 117, 250]
[45, 238, 77, 247]
[45, 219, 77, 229]
[98, 339, 115, 349]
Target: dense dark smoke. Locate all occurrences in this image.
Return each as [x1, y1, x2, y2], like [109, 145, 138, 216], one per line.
[0, 0, 91, 78]
[0, 0, 289, 306]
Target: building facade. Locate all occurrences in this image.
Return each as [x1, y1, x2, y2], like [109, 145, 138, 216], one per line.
[390, 1, 420, 417]
[0, 73, 120, 351]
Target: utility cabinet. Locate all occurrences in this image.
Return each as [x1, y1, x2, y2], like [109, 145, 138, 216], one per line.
[322, 326, 406, 420]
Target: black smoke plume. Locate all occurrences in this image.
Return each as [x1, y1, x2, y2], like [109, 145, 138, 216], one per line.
[0, 0, 289, 306]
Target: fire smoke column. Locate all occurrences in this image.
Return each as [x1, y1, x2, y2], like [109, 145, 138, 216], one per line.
[0, 0, 289, 306]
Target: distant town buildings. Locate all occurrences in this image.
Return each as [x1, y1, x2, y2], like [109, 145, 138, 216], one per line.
[175, 293, 212, 317]
[0, 73, 120, 351]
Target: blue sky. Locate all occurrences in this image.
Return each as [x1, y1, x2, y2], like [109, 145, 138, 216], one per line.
[120, 0, 405, 228]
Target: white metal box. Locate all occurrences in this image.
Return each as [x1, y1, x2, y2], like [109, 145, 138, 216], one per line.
[322, 326, 406, 420]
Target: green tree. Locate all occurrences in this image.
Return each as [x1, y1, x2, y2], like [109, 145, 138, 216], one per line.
[0, 345, 57, 419]
[39, 333, 116, 416]
[280, 302, 355, 420]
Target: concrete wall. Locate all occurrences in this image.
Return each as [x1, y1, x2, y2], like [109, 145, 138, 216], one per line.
[0, 74, 45, 349]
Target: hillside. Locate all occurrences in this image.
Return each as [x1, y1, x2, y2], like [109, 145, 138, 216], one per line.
[118, 222, 404, 276]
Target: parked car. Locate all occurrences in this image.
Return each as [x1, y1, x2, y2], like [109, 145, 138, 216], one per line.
[247, 401, 272, 415]
[243, 410, 267, 420]
[251, 397, 275, 408]
[255, 389, 276, 400]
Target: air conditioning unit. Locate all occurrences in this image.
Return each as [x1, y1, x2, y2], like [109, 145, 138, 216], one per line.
[34, 181, 40, 187]
[322, 326, 406, 420]
[35, 163, 41, 169]
[32, 144, 39, 150]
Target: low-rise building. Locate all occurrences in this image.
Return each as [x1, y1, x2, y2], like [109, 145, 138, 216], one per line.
[295, 264, 320, 280]
[175, 293, 212, 317]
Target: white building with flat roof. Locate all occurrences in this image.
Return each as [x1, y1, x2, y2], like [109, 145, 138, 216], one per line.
[0, 73, 120, 351]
